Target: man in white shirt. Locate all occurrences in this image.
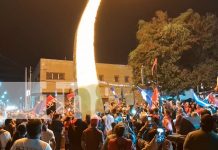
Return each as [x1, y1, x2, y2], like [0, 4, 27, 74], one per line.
[102, 110, 115, 133]
[41, 124, 56, 149]
[0, 120, 11, 150]
[11, 119, 52, 150]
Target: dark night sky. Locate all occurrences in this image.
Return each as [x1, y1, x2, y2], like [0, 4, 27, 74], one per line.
[0, 0, 218, 81]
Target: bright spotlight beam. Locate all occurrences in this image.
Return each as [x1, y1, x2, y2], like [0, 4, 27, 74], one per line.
[74, 0, 103, 117]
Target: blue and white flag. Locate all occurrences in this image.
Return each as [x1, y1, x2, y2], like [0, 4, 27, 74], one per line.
[110, 86, 118, 99]
[190, 89, 211, 107]
[137, 86, 153, 108]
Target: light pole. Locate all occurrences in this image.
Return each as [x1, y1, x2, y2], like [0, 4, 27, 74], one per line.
[141, 65, 145, 85]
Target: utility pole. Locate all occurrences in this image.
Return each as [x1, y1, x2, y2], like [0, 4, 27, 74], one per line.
[141, 65, 145, 85]
[25, 67, 27, 110]
[29, 66, 32, 109]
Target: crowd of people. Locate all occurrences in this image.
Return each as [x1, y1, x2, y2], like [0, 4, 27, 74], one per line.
[0, 99, 218, 150]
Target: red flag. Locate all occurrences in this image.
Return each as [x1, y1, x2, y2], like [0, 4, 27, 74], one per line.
[151, 58, 158, 76]
[208, 93, 215, 104]
[67, 93, 74, 100]
[46, 95, 54, 106]
[152, 87, 159, 103]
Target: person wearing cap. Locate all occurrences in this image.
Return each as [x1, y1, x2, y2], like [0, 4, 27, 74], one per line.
[81, 115, 104, 150]
[0, 120, 11, 150]
[183, 114, 218, 150]
[108, 123, 134, 150]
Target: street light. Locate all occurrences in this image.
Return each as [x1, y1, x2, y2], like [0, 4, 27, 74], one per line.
[3, 91, 7, 95]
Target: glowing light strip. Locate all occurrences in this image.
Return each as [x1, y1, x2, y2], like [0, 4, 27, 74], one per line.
[76, 0, 101, 86]
[75, 0, 102, 115]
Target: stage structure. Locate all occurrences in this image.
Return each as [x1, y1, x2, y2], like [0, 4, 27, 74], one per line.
[73, 0, 103, 118]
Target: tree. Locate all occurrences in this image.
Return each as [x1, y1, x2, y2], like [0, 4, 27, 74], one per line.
[129, 9, 218, 95]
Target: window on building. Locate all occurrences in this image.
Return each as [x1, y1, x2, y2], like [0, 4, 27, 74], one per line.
[125, 76, 129, 83]
[98, 75, 104, 81]
[53, 73, 59, 80]
[114, 75, 119, 82]
[46, 72, 53, 80]
[58, 73, 65, 80]
[46, 72, 65, 80]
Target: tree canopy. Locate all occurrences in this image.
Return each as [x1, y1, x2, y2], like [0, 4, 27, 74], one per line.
[129, 9, 218, 95]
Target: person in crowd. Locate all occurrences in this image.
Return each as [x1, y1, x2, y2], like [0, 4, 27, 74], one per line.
[186, 112, 201, 130]
[63, 117, 71, 150]
[114, 113, 122, 124]
[85, 114, 91, 127]
[162, 110, 173, 134]
[190, 102, 196, 113]
[102, 123, 117, 150]
[102, 110, 115, 134]
[68, 114, 87, 150]
[200, 109, 211, 117]
[184, 102, 191, 116]
[11, 119, 52, 150]
[0, 120, 11, 150]
[81, 115, 104, 150]
[41, 123, 56, 150]
[5, 123, 27, 150]
[137, 115, 157, 149]
[141, 129, 162, 150]
[4, 119, 15, 137]
[49, 114, 63, 150]
[183, 114, 218, 150]
[108, 123, 134, 150]
[175, 108, 195, 135]
[107, 122, 116, 136]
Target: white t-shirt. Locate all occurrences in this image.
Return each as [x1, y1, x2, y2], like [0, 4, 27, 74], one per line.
[103, 114, 114, 132]
[41, 129, 55, 144]
[0, 129, 11, 149]
[11, 138, 52, 150]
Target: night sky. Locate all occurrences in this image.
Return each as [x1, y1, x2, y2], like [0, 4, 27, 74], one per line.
[0, 0, 218, 81]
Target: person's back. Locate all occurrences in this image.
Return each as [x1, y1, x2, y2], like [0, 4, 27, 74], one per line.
[108, 123, 134, 150]
[0, 129, 11, 150]
[0, 120, 11, 150]
[82, 127, 103, 150]
[41, 128, 55, 144]
[11, 138, 51, 150]
[184, 129, 218, 150]
[68, 119, 87, 150]
[184, 114, 218, 150]
[81, 115, 104, 150]
[49, 114, 63, 150]
[103, 112, 114, 133]
[108, 137, 132, 150]
[11, 119, 51, 150]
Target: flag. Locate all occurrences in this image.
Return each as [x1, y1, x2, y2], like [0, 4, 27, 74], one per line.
[151, 58, 158, 76]
[137, 86, 153, 108]
[67, 93, 74, 100]
[46, 95, 55, 107]
[110, 86, 118, 99]
[152, 87, 159, 103]
[204, 93, 215, 104]
[191, 89, 211, 107]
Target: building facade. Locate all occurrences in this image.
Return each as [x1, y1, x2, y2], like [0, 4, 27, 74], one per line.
[32, 58, 134, 104]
